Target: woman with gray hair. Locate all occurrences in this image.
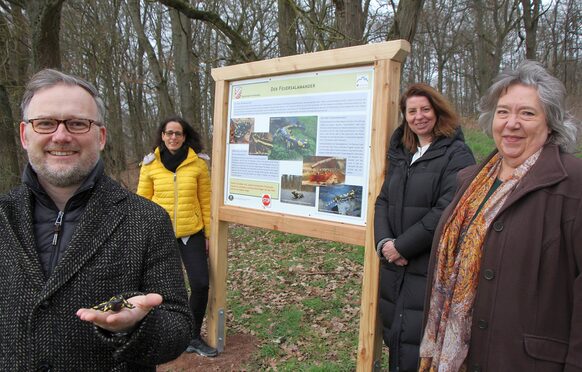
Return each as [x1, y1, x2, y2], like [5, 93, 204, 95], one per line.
[419, 60, 582, 372]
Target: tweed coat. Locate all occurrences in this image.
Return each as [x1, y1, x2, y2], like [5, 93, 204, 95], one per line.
[423, 144, 582, 372]
[374, 126, 475, 371]
[0, 172, 193, 371]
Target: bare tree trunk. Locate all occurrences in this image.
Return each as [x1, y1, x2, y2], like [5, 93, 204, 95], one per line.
[278, 0, 298, 56]
[0, 8, 24, 192]
[125, 81, 146, 158]
[474, 0, 495, 96]
[387, 0, 425, 43]
[101, 66, 127, 179]
[170, 9, 198, 125]
[25, 0, 65, 70]
[520, 0, 541, 60]
[120, 40, 154, 160]
[10, 5, 29, 93]
[0, 84, 20, 192]
[198, 23, 217, 154]
[127, 0, 174, 118]
[170, 8, 207, 145]
[332, 0, 365, 47]
[474, 0, 520, 96]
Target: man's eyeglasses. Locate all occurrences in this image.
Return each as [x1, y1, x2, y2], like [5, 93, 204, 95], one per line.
[27, 118, 102, 134]
[163, 131, 184, 138]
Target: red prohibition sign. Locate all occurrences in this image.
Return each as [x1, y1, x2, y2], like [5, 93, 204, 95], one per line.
[262, 194, 271, 207]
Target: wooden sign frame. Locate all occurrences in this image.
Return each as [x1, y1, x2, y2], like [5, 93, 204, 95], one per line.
[208, 40, 409, 371]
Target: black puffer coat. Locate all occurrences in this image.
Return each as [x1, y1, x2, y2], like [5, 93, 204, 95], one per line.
[374, 126, 475, 371]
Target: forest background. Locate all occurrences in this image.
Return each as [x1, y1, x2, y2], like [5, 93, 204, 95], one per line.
[0, 0, 580, 192]
[0, 1, 580, 369]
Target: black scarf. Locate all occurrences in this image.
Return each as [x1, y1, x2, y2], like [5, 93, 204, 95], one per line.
[160, 144, 188, 173]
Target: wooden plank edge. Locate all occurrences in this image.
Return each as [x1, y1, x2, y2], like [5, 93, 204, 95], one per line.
[211, 40, 411, 81]
[218, 205, 365, 246]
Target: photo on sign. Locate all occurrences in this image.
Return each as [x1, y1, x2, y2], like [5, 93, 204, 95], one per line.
[268, 116, 317, 161]
[280, 174, 316, 206]
[302, 156, 346, 186]
[318, 185, 362, 217]
[249, 132, 273, 156]
[229, 118, 254, 144]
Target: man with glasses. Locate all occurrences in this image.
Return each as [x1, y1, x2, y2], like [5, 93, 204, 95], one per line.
[0, 69, 192, 370]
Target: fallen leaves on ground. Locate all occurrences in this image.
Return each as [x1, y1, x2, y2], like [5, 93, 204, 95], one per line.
[226, 225, 365, 370]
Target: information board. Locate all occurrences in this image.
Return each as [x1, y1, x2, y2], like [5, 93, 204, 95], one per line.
[208, 40, 410, 372]
[224, 66, 375, 226]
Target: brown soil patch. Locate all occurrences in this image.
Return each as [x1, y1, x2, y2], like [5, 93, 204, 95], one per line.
[157, 333, 259, 371]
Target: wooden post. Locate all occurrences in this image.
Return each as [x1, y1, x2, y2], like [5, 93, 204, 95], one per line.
[356, 59, 403, 371]
[207, 80, 230, 351]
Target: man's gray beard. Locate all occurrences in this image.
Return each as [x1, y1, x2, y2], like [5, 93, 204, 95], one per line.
[30, 162, 92, 188]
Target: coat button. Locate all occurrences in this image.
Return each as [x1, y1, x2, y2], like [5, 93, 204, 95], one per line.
[37, 362, 52, 372]
[471, 365, 481, 372]
[493, 220, 503, 231]
[39, 300, 51, 310]
[483, 269, 495, 280]
[478, 319, 488, 329]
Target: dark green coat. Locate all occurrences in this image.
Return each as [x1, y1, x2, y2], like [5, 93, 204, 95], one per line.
[0, 173, 192, 371]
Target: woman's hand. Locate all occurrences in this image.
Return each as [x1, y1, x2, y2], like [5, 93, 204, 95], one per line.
[393, 257, 409, 266]
[381, 240, 408, 266]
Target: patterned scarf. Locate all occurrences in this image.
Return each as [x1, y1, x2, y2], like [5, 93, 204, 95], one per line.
[419, 148, 541, 372]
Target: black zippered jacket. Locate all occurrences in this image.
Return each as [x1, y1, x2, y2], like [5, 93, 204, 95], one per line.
[23, 161, 102, 278]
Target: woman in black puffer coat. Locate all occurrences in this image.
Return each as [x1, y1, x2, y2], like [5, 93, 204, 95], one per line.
[374, 83, 475, 371]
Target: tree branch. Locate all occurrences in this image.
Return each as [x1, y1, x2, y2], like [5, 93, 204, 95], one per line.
[157, 0, 257, 62]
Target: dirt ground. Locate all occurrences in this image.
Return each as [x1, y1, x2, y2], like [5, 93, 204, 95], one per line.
[157, 333, 259, 372]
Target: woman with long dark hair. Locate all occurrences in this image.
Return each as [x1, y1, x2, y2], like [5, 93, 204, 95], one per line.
[137, 116, 217, 357]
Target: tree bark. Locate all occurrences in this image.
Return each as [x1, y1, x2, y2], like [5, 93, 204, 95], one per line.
[0, 8, 24, 192]
[278, 0, 298, 56]
[473, 0, 521, 96]
[170, 9, 198, 126]
[126, 0, 174, 118]
[332, 0, 365, 47]
[101, 67, 127, 181]
[0, 84, 21, 193]
[520, 0, 541, 60]
[387, 0, 425, 43]
[24, 0, 65, 70]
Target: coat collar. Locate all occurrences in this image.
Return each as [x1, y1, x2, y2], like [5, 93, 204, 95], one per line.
[154, 146, 198, 169]
[458, 144, 567, 216]
[389, 126, 466, 161]
[499, 144, 567, 212]
[23, 160, 105, 212]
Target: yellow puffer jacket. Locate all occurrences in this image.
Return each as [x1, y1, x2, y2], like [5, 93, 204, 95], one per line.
[136, 147, 211, 238]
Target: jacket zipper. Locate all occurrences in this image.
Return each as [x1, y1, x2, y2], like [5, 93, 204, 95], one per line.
[49, 210, 64, 273]
[173, 172, 178, 235]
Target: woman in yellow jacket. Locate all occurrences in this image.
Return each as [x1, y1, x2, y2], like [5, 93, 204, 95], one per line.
[137, 116, 216, 357]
